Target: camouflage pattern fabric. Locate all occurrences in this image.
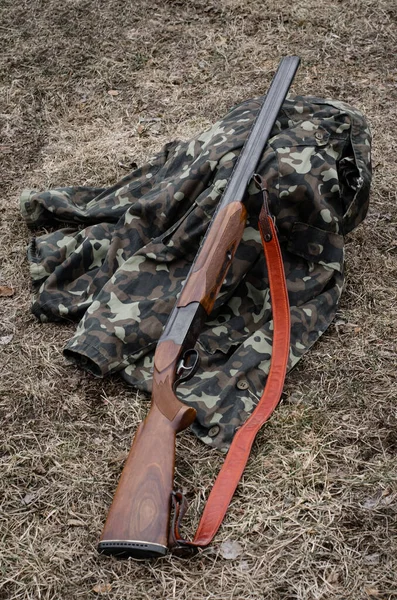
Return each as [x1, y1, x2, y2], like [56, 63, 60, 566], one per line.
[21, 95, 372, 451]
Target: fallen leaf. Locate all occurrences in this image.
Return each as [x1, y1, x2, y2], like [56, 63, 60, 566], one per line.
[0, 285, 14, 297]
[363, 488, 392, 509]
[363, 497, 378, 509]
[22, 492, 36, 505]
[327, 571, 340, 584]
[118, 160, 139, 171]
[238, 559, 250, 572]
[92, 583, 112, 594]
[379, 493, 394, 506]
[287, 392, 304, 404]
[219, 539, 243, 560]
[34, 463, 46, 475]
[363, 489, 383, 509]
[68, 519, 85, 527]
[109, 451, 128, 464]
[107, 89, 119, 96]
[139, 117, 162, 123]
[364, 553, 381, 565]
[0, 334, 13, 345]
[364, 587, 380, 597]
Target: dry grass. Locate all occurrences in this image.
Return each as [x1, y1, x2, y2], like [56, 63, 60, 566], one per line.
[1, 0, 397, 598]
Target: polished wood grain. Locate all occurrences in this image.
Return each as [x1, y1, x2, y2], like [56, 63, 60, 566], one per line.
[177, 202, 247, 314]
[99, 340, 196, 554]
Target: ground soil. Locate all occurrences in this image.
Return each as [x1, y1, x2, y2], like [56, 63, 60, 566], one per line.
[0, 1, 396, 599]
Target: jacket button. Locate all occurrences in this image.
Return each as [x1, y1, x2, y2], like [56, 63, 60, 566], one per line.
[315, 131, 324, 141]
[208, 425, 220, 437]
[237, 380, 249, 390]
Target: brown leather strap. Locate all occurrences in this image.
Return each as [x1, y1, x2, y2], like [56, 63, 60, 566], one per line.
[170, 207, 290, 554]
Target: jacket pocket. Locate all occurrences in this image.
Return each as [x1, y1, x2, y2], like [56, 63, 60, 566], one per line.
[198, 322, 252, 356]
[287, 222, 344, 273]
[270, 119, 350, 237]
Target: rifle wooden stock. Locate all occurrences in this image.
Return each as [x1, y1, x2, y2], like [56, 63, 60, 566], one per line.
[98, 341, 196, 558]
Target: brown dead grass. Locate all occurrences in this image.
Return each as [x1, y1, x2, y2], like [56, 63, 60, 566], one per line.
[1, 0, 397, 598]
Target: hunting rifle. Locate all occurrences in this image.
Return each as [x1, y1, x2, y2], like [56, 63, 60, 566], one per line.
[98, 56, 300, 558]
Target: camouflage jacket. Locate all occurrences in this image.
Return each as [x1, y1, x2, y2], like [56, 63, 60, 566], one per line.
[21, 95, 372, 451]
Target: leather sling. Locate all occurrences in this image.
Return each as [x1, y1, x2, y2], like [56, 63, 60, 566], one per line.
[170, 201, 291, 554]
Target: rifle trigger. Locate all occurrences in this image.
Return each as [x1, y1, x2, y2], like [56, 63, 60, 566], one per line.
[176, 349, 200, 384]
[253, 172, 264, 191]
